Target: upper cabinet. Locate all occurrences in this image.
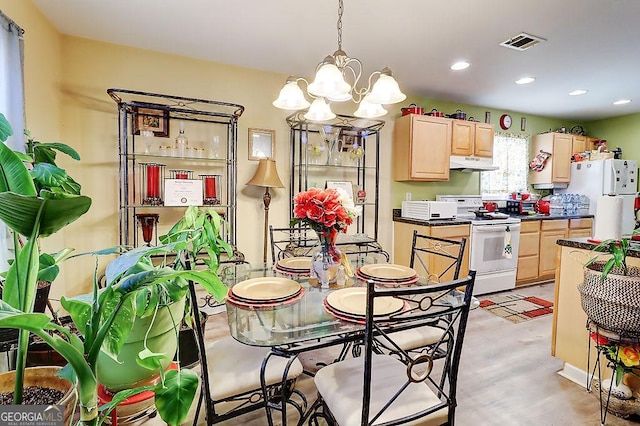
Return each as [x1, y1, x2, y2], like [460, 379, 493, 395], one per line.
[393, 114, 452, 181]
[451, 121, 494, 157]
[571, 135, 587, 155]
[529, 132, 573, 188]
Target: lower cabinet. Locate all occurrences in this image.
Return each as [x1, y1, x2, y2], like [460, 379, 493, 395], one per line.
[516, 217, 593, 286]
[393, 221, 470, 282]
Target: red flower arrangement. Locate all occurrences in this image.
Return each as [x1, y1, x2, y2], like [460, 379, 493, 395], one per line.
[290, 187, 360, 238]
[590, 332, 640, 385]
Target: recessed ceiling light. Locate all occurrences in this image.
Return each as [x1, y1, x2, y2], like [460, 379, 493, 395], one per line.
[569, 89, 588, 96]
[515, 77, 535, 85]
[613, 99, 631, 105]
[450, 61, 470, 71]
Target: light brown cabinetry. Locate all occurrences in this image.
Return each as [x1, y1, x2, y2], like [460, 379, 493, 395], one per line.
[568, 217, 593, 238]
[529, 133, 573, 186]
[539, 219, 568, 278]
[393, 221, 470, 282]
[516, 221, 540, 284]
[451, 121, 494, 158]
[571, 135, 587, 155]
[393, 114, 452, 181]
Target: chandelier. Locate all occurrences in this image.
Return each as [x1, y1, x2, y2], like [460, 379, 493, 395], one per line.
[272, 0, 406, 120]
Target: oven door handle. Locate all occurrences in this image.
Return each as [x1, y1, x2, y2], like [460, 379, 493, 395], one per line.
[472, 223, 521, 233]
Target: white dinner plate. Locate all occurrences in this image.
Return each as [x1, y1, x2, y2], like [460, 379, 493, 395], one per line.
[359, 264, 417, 280]
[277, 257, 312, 271]
[325, 287, 404, 317]
[232, 277, 302, 301]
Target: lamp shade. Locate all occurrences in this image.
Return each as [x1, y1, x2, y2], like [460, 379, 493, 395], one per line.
[247, 159, 284, 188]
[304, 98, 336, 122]
[353, 94, 388, 118]
[273, 81, 311, 110]
[308, 63, 351, 99]
[367, 72, 407, 105]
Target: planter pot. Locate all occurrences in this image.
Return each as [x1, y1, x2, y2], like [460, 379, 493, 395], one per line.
[0, 366, 76, 423]
[175, 310, 208, 369]
[578, 262, 640, 332]
[96, 296, 186, 391]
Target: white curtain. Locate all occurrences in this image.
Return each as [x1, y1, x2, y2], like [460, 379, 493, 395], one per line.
[0, 10, 25, 273]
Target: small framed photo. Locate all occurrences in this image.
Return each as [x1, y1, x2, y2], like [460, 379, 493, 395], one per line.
[249, 128, 275, 160]
[521, 117, 527, 132]
[326, 181, 354, 202]
[133, 104, 170, 137]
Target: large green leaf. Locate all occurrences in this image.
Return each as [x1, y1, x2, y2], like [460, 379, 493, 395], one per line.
[0, 141, 36, 196]
[99, 294, 135, 361]
[0, 191, 91, 238]
[60, 295, 93, 336]
[2, 238, 39, 311]
[33, 141, 81, 162]
[30, 162, 69, 190]
[105, 244, 177, 285]
[0, 113, 13, 142]
[154, 368, 199, 426]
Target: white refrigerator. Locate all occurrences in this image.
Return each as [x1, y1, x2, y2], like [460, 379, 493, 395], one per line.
[556, 159, 638, 235]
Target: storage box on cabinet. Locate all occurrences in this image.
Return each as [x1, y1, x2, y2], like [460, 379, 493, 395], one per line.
[393, 114, 451, 181]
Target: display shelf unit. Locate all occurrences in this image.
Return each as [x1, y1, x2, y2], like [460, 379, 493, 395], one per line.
[286, 112, 385, 247]
[108, 89, 244, 248]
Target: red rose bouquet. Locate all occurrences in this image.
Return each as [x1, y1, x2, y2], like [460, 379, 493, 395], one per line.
[291, 187, 361, 262]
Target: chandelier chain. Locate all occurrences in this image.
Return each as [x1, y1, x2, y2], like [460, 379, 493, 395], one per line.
[337, 0, 343, 51]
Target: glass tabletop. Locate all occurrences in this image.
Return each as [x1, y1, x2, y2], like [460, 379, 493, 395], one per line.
[221, 261, 477, 350]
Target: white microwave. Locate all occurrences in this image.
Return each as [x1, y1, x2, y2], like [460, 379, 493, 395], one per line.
[401, 201, 457, 221]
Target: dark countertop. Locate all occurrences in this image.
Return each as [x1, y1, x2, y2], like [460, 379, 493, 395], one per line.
[392, 208, 593, 226]
[557, 237, 640, 258]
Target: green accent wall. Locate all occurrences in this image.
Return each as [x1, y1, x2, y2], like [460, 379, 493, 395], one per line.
[391, 95, 577, 206]
[584, 112, 640, 162]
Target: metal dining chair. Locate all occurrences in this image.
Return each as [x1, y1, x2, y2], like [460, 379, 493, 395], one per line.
[387, 232, 467, 354]
[311, 272, 476, 425]
[186, 277, 307, 425]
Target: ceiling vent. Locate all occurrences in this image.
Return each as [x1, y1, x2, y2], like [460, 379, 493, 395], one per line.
[500, 32, 546, 51]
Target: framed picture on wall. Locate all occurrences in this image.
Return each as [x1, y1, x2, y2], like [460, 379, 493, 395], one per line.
[249, 128, 275, 160]
[132, 104, 170, 137]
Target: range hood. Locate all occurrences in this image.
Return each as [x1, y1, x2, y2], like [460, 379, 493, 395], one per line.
[449, 155, 499, 172]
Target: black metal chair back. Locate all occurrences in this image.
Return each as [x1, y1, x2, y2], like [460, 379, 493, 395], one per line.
[410, 230, 467, 283]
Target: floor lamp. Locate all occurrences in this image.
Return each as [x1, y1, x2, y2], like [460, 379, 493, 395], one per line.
[247, 158, 284, 263]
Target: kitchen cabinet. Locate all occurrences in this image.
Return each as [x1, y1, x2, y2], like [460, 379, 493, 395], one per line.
[568, 217, 593, 238]
[571, 135, 587, 155]
[539, 219, 568, 278]
[108, 89, 244, 248]
[529, 132, 572, 187]
[287, 112, 384, 241]
[516, 221, 541, 284]
[393, 221, 470, 282]
[451, 120, 494, 158]
[393, 114, 451, 181]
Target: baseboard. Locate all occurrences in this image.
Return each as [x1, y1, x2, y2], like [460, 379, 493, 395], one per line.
[557, 362, 589, 389]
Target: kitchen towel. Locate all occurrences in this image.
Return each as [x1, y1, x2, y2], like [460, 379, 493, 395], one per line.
[503, 226, 512, 259]
[593, 195, 623, 241]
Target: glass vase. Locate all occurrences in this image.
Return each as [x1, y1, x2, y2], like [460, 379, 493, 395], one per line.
[310, 231, 342, 288]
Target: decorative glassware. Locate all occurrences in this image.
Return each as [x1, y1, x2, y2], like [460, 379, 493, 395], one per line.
[140, 162, 165, 206]
[140, 130, 155, 154]
[321, 126, 342, 166]
[175, 121, 189, 157]
[210, 135, 220, 159]
[310, 231, 342, 288]
[307, 138, 327, 165]
[201, 174, 221, 205]
[135, 213, 159, 246]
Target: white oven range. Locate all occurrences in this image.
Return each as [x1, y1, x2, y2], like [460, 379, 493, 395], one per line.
[437, 195, 521, 295]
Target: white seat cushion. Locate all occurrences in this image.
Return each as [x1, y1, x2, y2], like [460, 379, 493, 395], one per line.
[206, 336, 303, 400]
[387, 326, 446, 352]
[314, 354, 448, 426]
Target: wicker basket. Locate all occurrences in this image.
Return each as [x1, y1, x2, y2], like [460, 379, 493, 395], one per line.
[578, 261, 640, 333]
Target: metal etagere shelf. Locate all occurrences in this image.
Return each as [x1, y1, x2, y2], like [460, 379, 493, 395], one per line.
[287, 111, 385, 244]
[108, 88, 244, 248]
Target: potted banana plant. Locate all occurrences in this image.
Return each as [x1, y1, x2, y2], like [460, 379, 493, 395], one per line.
[0, 112, 91, 407]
